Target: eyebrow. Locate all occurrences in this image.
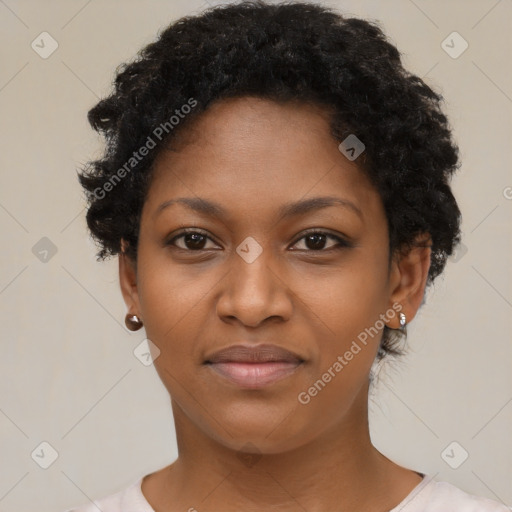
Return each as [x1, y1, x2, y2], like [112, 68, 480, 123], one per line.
[154, 195, 363, 221]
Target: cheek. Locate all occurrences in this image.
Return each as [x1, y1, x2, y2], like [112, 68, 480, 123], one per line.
[298, 251, 389, 341]
[291, 261, 388, 424]
[299, 252, 389, 390]
[138, 268, 214, 350]
[136, 265, 214, 402]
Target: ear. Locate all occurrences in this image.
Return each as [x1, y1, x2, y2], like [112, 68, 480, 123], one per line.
[119, 239, 142, 318]
[386, 233, 432, 329]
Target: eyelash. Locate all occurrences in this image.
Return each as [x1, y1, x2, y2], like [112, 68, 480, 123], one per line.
[166, 228, 352, 253]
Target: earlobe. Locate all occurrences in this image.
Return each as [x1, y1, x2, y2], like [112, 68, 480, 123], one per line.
[386, 234, 432, 329]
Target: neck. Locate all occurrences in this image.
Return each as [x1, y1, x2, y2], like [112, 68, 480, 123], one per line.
[144, 381, 422, 512]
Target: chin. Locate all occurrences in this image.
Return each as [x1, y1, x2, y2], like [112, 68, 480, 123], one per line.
[205, 408, 314, 455]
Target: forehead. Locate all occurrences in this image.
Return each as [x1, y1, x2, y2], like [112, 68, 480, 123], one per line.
[165, 96, 335, 150]
[144, 96, 381, 224]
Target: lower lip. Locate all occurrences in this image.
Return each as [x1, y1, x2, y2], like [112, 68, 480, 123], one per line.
[206, 361, 302, 388]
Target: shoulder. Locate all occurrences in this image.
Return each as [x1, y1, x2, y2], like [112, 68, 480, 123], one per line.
[61, 476, 151, 512]
[419, 476, 511, 512]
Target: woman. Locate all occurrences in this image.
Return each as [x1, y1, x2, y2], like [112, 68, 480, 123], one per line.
[66, 1, 510, 510]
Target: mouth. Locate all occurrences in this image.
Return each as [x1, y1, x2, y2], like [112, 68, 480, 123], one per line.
[204, 343, 304, 389]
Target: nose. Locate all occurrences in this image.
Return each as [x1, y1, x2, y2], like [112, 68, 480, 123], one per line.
[216, 244, 293, 328]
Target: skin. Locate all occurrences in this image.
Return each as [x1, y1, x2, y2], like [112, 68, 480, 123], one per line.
[119, 96, 432, 512]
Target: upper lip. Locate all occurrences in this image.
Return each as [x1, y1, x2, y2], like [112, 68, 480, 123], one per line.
[204, 343, 304, 364]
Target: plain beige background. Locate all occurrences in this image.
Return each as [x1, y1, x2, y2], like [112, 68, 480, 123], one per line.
[0, 0, 511, 510]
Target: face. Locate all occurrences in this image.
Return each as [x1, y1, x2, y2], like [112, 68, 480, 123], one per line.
[120, 96, 428, 454]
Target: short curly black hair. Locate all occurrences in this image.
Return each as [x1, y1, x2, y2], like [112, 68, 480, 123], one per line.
[78, 0, 462, 360]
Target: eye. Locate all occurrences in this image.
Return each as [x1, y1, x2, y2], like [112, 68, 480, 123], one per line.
[166, 228, 351, 252]
[291, 230, 350, 252]
[167, 229, 219, 251]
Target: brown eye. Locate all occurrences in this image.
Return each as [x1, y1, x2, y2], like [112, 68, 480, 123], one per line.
[167, 230, 218, 251]
[305, 233, 329, 250]
[292, 231, 350, 252]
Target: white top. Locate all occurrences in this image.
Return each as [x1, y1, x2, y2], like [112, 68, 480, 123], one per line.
[64, 473, 512, 511]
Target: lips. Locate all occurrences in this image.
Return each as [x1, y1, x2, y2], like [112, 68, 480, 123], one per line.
[205, 343, 304, 364]
[204, 343, 304, 388]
